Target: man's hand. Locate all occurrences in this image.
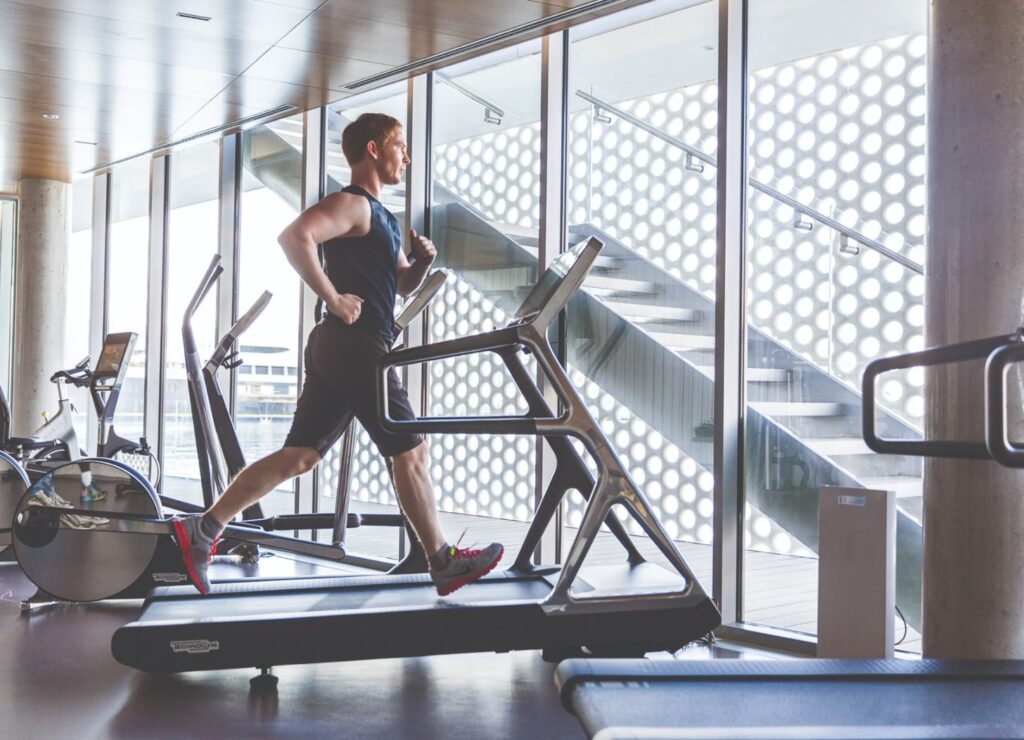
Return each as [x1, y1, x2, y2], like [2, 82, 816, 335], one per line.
[326, 293, 363, 324]
[409, 229, 436, 264]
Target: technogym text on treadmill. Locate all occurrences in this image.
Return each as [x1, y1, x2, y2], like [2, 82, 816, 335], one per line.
[111, 237, 721, 678]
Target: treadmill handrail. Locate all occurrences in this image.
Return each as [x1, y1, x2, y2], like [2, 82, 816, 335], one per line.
[862, 333, 1013, 460]
[377, 327, 553, 434]
[985, 340, 1024, 467]
[392, 269, 449, 337]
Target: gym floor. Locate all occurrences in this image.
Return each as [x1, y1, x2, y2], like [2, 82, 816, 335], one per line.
[0, 555, 583, 738]
[0, 553, 775, 738]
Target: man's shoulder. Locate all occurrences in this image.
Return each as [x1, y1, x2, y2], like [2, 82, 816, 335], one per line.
[323, 189, 370, 208]
[321, 190, 373, 224]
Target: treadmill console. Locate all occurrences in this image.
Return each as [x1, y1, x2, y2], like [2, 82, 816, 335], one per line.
[509, 238, 598, 325]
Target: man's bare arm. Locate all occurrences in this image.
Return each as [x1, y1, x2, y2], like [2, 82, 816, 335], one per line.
[397, 229, 437, 296]
[278, 193, 371, 322]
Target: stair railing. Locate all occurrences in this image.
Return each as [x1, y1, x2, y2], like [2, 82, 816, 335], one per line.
[578, 90, 924, 276]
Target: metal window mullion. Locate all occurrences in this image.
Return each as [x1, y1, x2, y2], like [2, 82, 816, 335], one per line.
[144, 155, 168, 476]
[713, 0, 749, 627]
[87, 172, 110, 453]
[406, 74, 431, 415]
[295, 109, 325, 519]
[217, 134, 242, 415]
[536, 30, 570, 565]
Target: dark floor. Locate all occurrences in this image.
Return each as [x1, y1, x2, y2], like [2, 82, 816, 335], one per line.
[0, 505, 774, 739]
[1, 555, 589, 738]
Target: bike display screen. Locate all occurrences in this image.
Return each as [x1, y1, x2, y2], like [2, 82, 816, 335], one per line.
[95, 335, 133, 379]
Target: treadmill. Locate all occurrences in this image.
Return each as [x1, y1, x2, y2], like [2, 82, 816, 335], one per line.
[556, 659, 1024, 738]
[111, 237, 720, 674]
[555, 334, 1024, 739]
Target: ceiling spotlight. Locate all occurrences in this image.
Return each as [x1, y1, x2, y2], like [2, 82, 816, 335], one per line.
[41, 112, 60, 120]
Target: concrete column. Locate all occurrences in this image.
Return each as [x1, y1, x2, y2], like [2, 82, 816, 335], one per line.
[11, 178, 69, 434]
[925, 1, 1024, 658]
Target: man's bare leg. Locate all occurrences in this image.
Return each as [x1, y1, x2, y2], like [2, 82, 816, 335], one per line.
[208, 446, 321, 526]
[171, 447, 321, 594]
[390, 441, 503, 594]
[389, 441, 445, 556]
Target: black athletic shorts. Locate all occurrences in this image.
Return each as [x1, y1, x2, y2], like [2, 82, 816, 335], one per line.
[283, 322, 423, 458]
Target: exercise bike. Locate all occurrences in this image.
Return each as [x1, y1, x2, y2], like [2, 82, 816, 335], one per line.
[0, 333, 160, 488]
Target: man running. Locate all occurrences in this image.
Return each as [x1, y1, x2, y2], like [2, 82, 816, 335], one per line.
[171, 113, 503, 596]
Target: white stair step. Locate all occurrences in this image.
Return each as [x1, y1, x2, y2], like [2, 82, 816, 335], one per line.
[692, 366, 791, 382]
[649, 332, 715, 350]
[750, 401, 846, 417]
[584, 275, 657, 296]
[858, 476, 923, 498]
[515, 243, 617, 268]
[803, 437, 873, 456]
[603, 301, 702, 322]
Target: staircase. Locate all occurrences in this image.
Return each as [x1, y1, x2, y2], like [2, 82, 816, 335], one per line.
[245, 115, 926, 630]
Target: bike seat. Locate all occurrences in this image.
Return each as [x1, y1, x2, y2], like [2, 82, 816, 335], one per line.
[6, 436, 59, 450]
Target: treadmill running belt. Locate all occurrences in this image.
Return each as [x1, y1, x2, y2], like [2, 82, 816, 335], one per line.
[142, 575, 556, 621]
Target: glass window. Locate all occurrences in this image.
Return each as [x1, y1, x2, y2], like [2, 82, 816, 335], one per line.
[563, 1, 718, 577]
[743, 0, 927, 652]
[428, 43, 541, 535]
[239, 113, 305, 507]
[164, 141, 220, 503]
[107, 158, 152, 442]
[64, 178, 94, 436]
[0, 198, 15, 394]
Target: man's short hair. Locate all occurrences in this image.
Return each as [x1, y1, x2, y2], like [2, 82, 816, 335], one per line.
[341, 113, 403, 166]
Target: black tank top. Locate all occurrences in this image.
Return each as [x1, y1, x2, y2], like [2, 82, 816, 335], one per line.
[323, 185, 401, 341]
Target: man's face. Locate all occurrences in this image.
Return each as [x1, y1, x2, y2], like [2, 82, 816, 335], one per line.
[375, 129, 410, 185]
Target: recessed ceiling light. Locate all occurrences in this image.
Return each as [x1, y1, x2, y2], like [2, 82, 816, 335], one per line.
[41, 112, 60, 120]
[177, 11, 211, 21]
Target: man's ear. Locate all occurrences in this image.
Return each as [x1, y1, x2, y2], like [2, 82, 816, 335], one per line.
[365, 139, 379, 160]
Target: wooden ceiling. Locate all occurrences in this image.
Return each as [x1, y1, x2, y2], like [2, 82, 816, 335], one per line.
[0, 0, 647, 194]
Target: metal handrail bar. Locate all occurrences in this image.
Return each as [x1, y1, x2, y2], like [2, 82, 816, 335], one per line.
[437, 73, 506, 123]
[577, 90, 924, 276]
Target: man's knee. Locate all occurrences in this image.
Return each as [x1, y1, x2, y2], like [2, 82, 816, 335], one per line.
[392, 441, 428, 470]
[278, 447, 321, 478]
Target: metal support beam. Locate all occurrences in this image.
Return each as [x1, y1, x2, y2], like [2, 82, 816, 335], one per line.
[535, 31, 570, 564]
[712, 0, 748, 626]
[145, 155, 168, 472]
[217, 135, 241, 415]
[295, 109, 325, 518]
[405, 74, 432, 415]
[87, 172, 110, 453]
